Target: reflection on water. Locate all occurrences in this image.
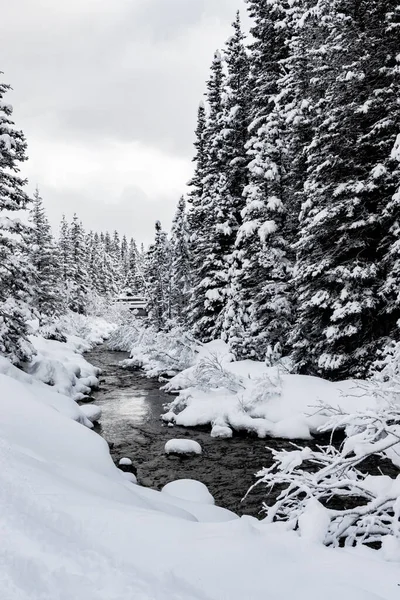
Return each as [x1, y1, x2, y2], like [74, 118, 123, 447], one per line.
[99, 389, 150, 429]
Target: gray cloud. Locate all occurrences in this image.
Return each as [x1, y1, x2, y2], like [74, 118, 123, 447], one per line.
[1, 0, 248, 244]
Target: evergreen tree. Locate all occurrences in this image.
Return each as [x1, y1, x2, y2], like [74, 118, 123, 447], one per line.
[210, 12, 251, 342]
[186, 102, 208, 334]
[291, 0, 400, 379]
[125, 238, 145, 295]
[120, 235, 129, 282]
[0, 76, 35, 362]
[228, 0, 292, 360]
[69, 215, 89, 313]
[59, 215, 72, 285]
[170, 197, 191, 323]
[29, 188, 63, 319]
[187, 51, 226, 341]
[144, 221, 171, 329]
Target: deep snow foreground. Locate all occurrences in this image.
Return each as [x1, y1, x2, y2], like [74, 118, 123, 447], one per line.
[1, 363, 400, 600]
[0, 328, 399, 598]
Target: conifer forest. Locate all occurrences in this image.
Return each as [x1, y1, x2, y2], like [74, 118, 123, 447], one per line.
[1, 1, 400, 599]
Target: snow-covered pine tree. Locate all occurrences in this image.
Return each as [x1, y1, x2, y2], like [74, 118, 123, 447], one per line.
[121, 238, 144, 295]
[29, 188, 63, 319]
[187, 50, 227, 342]
[291, 0, 400, 379]
[376, 3, 400, 349]
[210, 12, 251, 343]
[170, 196, 191, 323]
[144, 221, 171, 329]
[228, 0, 293, 361]
[68, 214, 89, 313]
[112, 230, 123, 291]
[120, 235, 129, 283]
[59, 215, 73, 286]
[0, 76, 35, 362]
[186, 102, 209, 335]
[104, 231, 113, 255]
[84, 230, 95, 290]
[88, 231, 103, 296]
[92, 231, 119, 298]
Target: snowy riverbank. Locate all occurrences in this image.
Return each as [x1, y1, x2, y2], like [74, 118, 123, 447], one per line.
[1, 323, 400, 599]
[113, 325, 384, 441]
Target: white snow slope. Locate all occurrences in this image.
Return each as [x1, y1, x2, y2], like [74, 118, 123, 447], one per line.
[0, 335, 399, 599]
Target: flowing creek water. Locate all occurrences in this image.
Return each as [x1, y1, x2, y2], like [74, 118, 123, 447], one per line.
[84, 345, 363, 517]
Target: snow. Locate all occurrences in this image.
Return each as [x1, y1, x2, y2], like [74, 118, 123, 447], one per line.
[165, 439, 202, 455]
[119, 457, 133, 466]
[80, 404, 102, 423]
[163, 341, 380, 440]
[0, 357, 92, 428]
[381, 536, 400, 562]
[25, 334, 100, 400]
[120, 470, 137, 484]
[0, 348, 399, 598]
[298, 498, 331, 543]
[211, 422, 233, 438]
[162, 479, 215, 505]
[259, 219, 277, 241]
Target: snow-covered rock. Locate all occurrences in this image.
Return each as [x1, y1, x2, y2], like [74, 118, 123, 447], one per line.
[80, 404, 102, 423]
[211, 418, 233, 439]
[162, 479, 214, 505]
[119, 457, 132, 466]
[165, 439, 202, 455]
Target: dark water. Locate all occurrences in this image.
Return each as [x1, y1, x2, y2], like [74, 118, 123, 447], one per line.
[85, 346, 321, 517]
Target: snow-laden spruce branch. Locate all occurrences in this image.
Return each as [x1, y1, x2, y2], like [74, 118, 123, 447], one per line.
[248, 401, 400, 548]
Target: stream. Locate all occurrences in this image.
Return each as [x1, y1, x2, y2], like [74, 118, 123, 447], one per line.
[85, 345, 322, 517]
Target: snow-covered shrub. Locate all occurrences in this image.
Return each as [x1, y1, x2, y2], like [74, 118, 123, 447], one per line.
[107, 314, 143, 351]
[37, 320, 67, 343]
[49, 310, 116, 348]
[237, 368, 282, 414]
[371, 340, 400, 399]
[193, 353, 244, 393]
[250, 402, 400, 550]
[119, 324, 198, 378]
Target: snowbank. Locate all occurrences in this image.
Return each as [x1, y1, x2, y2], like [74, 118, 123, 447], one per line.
[1, 348, 399, 599]
[162, 341, 380, 440]
[22, 315, 115, 402]
[24, 335, 100, 401]
[0, 357, 92, 427]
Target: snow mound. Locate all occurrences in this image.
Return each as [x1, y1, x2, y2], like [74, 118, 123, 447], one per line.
[162, 479, 214, 505]
[119, 457, 132, 466]
[165, 439, 202, 455]
[80, 404, 102, 423]
[120, 471, 137, 484]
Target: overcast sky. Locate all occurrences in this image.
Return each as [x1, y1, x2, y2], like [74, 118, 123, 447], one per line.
[1, 0, 248, 244]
